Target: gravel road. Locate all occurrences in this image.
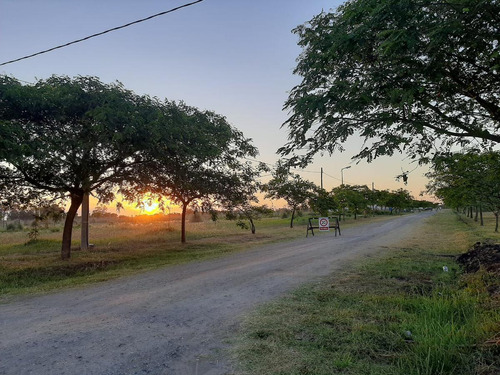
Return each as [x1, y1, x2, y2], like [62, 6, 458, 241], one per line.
[0, 211, 434, 375]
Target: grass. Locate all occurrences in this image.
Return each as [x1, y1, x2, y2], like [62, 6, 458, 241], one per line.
[233, 210, 500, 375]
[0, 212, 392, 299]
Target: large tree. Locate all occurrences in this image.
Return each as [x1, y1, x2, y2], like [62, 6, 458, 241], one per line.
[0, 75, 159, 259]
[280, 0, 500, 165]
[121, 103, 261, 243]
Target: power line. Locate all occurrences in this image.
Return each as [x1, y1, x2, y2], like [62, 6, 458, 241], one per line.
[242, 157, 274, 167]
[242, 156, 324, 175]
[243, 156, 344, 183]
[323, 172, 341, 181]
[292, 168, 321, 174]
[0, 0, 204, 67]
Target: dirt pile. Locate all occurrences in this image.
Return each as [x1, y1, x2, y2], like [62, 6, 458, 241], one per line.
[457, 242, 500, 275]
[457, 242, 500, 300]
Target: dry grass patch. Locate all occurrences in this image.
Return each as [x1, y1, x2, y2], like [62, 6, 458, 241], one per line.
[0, 213, 404, 299]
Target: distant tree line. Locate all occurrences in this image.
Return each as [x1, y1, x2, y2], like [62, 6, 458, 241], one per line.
[263, 165, 436, 228]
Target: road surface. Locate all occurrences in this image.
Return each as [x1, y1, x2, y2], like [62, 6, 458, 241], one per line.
[0, 211, 434, 375]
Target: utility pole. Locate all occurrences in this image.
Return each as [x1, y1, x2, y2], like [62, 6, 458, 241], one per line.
[81, 192, 89, 251]
[321, 167, 323, 189]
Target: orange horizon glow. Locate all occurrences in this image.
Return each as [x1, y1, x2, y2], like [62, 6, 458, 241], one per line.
[86, 195, 181, 217]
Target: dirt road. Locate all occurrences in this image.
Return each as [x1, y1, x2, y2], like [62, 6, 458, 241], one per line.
[0, 211, 434, 375]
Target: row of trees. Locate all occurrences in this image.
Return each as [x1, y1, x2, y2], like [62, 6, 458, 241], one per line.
[426, 150, 500, 232]
[0, 75, 437, 261]
[0, 75, 260, 259]
[264, 166, 435, 228]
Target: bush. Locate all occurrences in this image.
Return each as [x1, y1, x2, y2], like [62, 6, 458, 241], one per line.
[6, 222, 23, 231]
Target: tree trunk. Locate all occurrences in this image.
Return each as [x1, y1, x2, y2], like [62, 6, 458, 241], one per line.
[290, 208, 295, 228]
[480, 205, 484, 226]
[495, 212, 499, 233]
[80, 192, 89, 251]
[181, 202, 187, 243]
[474, 206, 478, 222]
[249, 217, 256, 234]
[61, 192, 84, 260]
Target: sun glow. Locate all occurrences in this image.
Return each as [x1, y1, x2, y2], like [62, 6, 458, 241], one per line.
[142, 200, 160, 215]
[88, 195, 180, 217]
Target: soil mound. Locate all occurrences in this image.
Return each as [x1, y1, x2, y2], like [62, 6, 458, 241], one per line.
[456, 242, 500, 275]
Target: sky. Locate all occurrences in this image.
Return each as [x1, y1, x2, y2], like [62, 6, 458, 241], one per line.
[0, 0, 434, 214]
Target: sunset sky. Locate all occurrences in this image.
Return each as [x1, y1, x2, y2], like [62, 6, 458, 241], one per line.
[1, 0, 433, 215]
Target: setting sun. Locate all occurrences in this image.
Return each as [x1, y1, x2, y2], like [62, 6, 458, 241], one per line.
[142, 200, 160, 215]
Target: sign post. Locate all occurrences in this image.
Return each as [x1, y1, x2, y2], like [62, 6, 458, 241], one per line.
[319, 217, 330, 231]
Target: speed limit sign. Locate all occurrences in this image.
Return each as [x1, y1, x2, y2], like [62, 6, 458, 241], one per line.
[319, 217, 330, 231]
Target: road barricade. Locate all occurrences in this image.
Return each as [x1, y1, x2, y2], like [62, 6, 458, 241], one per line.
[306, 216, 341, 237]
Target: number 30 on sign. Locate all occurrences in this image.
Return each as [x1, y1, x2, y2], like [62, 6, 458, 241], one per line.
[319, 217, 330, 231]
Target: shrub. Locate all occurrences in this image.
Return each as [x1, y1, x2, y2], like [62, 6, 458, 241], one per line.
[6, 222, 23, 231]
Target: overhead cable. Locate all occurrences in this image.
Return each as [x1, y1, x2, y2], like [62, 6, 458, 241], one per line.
[323, 172, 341, 181]
[0, 0, 204, 66]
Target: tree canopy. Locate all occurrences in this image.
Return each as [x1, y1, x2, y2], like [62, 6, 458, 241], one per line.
[279, 0, 500, 165]
[308, 187, 337, 217]
[263, 165, 316, 228]
[0, 75, 163, 258]
[332, 184, 373, 219]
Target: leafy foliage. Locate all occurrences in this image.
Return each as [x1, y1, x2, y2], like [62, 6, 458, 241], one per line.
[263, 164, 316, 228]
[332, 184, 373, 219]
[0, 75, 161, 258]
[226, 205, 274, 234]
[308, 188, 337, 217]
[426, 150, 500, 231]
[280, 0, 500, 165]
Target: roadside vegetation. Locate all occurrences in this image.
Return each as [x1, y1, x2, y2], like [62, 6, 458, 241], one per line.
[233, 210, 500, 375]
